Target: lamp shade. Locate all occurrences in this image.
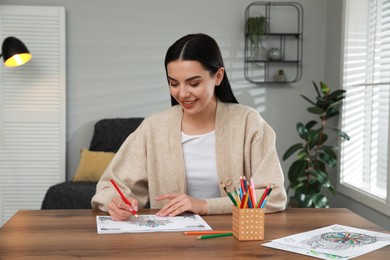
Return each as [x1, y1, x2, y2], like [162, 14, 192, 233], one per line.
[1, 36, 32, 67]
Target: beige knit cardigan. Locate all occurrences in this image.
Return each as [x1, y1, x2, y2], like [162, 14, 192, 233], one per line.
[91, 100, 287, 214]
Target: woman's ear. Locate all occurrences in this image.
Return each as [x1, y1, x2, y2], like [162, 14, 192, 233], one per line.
[215, 67, 225, 86]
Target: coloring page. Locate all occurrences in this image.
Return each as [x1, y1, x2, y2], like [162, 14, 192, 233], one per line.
[263, 224, 390, 259]
[96, 214, 212, 234]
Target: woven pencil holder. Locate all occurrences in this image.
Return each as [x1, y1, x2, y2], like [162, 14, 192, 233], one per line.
[232, 206, 265, 241]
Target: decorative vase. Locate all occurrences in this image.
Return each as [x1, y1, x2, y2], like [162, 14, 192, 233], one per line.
[267, 48, 282, 61]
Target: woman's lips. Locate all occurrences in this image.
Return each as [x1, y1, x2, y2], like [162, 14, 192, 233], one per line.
[181, 99, 197, 109]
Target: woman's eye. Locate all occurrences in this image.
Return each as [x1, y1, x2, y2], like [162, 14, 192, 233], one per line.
[170, 82, 179, 87]
[189, 82, 200, 87]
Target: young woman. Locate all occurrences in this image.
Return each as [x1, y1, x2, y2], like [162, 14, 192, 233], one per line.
[91, 33, 287, 220]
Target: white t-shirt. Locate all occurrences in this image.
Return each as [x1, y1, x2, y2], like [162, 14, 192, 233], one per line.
[181, 131, 220, 199]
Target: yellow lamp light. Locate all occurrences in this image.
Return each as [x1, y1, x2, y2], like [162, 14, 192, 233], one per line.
[1, 36, 32, 67]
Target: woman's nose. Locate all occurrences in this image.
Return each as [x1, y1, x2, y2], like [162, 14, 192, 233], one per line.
[178, 85, 190, 98]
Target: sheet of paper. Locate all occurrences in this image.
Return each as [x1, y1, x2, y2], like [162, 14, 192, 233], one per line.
[262, 224, 390, 259]
[96, 214, 212, 234]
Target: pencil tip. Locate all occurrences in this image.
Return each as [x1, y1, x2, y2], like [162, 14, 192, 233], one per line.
[196, 236, 202, 240]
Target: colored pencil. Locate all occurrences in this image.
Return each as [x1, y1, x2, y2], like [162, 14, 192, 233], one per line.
[242, 176, 249, 192]
[240, 176, 246, 195]
[260, 185, 274, 208]
[250, 177, 257, 203]
[257, 183, 271, 208]
[220, 182, 237, 206]
[184, 230, 232, 235]
[260, 196, 268, 208]
[110, 179, 139, 218]
[242, 191, 249, 209]
[233, 186, 241, 208]
[196, 232, 233, 240]
[247, 184, 255, 208]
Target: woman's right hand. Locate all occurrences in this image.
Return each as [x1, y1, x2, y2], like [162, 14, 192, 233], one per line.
[108, 196, 139, 221]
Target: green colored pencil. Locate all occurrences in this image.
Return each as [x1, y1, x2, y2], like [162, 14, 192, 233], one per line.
[196, 232, 233, 240]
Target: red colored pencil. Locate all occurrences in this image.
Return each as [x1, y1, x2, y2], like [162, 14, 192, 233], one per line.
[257, 183, 271, 208]
[110, 179, 139, 218]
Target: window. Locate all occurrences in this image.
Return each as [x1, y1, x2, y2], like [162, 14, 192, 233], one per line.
[339, 0, 390, 216]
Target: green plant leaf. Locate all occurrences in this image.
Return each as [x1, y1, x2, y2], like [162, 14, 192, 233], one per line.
[310, 181, 324, 194]
[320, 146, 337, 160]
[325, 107, 339, 119]
[317, 133, 328, 146]
[327, 89, 346, 100]
[326, 183, 336, 195]
[296, 122, 307, 139]
[283, 143, 304, 160]
[312, 169, 329, 185]
[312, 193, 329, 208]
[320, 81, 330, 95]
[327, 98, 344, 108]
[295, 191, 314, 208]
[289, 180, 305, 191]
[247, 16, 266, 36]
[288, 159, 307, 182]
[316, 96, 330, 106]
[319, 151, 337, 168]
[307, 130, 320, 150]
[330, 128, 350, 141]
[301, 94, 316, 106]
[305, 120, 318, 130]
[314, 159, 326, 171]
[297, 150, 308, 160]
[312, 81, 321, 97]
[308, 106, 324, 115]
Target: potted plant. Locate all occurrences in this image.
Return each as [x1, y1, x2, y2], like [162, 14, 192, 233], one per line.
[247, 16, 267, 59]
[283, 81, 350, 208]
[273, 69, 286, 82]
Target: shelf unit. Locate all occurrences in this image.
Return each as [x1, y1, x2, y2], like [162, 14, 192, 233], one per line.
[244, 2, 303, 84]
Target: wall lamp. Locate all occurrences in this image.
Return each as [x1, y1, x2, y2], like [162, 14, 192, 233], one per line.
[1, 36, 32, 67]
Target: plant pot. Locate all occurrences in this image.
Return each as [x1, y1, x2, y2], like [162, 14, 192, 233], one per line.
[287, 196, 298, 208]
[274, 75, 286, 82]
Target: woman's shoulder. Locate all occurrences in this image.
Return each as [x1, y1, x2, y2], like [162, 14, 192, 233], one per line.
[219, 101, 261, 119]
[140, 105, 181, 128]
[147, 105, 180, 119]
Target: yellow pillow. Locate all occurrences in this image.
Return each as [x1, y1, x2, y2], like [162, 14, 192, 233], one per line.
[73, 149, 115, 182]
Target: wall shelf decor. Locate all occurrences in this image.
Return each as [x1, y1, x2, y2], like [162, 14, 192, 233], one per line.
[244, 2, 303, 84]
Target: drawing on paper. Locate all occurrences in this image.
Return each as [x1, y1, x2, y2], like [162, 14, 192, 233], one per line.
[321, 232, 376, 245]
[133, 215, 170, 228]
[303, 232, 377, 251]
[96, 214, 212, 234]
[263, 224, 390, 259]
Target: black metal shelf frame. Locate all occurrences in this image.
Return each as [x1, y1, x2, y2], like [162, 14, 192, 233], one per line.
[244, 2, 303, 84]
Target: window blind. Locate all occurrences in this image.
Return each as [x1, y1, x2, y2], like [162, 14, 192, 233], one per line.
[340, 0, 390, 214]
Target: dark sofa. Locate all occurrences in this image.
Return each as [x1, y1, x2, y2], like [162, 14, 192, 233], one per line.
[41, 117, 144, 209]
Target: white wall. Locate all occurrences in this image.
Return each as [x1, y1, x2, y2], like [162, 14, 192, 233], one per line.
[2, 0, 388, 229]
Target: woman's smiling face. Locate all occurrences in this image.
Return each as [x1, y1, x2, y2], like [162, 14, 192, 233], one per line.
[167, 60, 223, 117]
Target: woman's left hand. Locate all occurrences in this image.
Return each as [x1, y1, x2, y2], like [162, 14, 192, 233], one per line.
[155, 193, 208, 217]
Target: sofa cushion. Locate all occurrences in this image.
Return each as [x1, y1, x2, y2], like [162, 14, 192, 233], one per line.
[73, 149, 115, 182]
[89, 117, 144, 152]
[41, 181, 97, 209]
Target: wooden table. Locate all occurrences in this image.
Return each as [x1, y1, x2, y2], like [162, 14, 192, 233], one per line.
[0, 208, 388, 259]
